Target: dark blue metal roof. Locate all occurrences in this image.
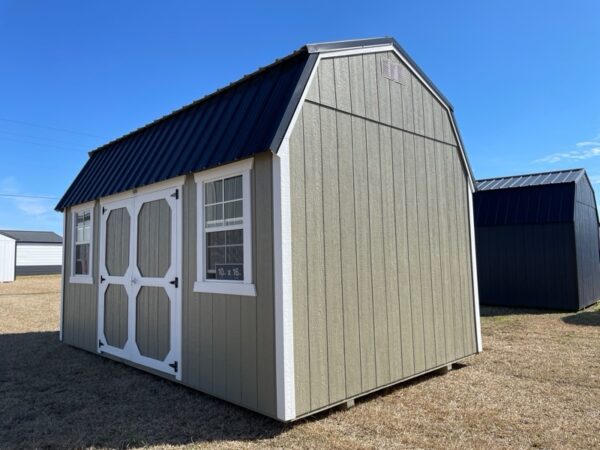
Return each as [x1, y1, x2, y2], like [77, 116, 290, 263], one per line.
[56, 50, 316, 210]
[57, 37, 468, 210]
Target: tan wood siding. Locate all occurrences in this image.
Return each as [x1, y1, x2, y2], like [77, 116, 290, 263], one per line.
[181, 152, 277, 418]
[62, 202, 100, 353]
[291, 52, 477, 417]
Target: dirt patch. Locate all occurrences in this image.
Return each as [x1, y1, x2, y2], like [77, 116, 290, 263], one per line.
[1, 276, 599, 449]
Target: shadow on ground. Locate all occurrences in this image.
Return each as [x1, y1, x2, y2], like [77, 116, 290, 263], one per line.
[479, 305, 564, 317]
[562, 311, 600, 327]
[0, 331, 288, 448]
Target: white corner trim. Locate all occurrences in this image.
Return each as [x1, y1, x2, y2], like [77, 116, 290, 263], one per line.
[59, 212, 66, 341]
[193, 281, 256, 297]
[467, 188, 482, 352]
[273, 55, 321, 421]
[193, 158, 254, 183]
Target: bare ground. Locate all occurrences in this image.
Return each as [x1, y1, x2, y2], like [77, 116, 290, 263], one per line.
[0, 275, 599, 449]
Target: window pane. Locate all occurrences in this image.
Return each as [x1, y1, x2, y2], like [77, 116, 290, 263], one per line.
[75, 243, 89, 275]
[224, 175, 242, 201]
[225, 229, 243, 245]
[206, 247, 225, 276]
[205, 180, 223, 204]
[226, 245, 243, 264]
[83, 222, 90, 242]
[206, 231, 225, 247]
[224, 200, 243, 225]
[76, 226, 84, 243]
[205, 204, 223, 228]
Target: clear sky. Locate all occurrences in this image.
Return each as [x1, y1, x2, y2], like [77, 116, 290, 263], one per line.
[1, 0, 599, 235]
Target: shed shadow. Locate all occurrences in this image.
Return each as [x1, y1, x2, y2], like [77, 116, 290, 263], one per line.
[0, 331, 287, 448]
[480, 305, 566, 317]
[562, 310, 600, 327]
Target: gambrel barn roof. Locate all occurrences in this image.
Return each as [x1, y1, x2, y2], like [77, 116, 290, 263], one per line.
[57, 38, 472, 211]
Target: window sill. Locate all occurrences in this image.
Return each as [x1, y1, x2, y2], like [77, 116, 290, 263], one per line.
[193, 281, 256, 297]
[69, 275, 93, 285]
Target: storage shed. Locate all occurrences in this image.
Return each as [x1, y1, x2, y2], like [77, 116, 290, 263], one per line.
[56, 37, 481, 421]
[0, 230, 62, 281]
[475, 168, 600, 310]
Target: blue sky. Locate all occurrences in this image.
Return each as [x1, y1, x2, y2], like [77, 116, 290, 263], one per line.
[1, 1, 599, 235]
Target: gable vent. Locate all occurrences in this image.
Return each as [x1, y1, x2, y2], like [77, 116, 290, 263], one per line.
[381, 58, 405, 84]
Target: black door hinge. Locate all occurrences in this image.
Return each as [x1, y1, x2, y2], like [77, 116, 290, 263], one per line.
[169, 277, 179, 288]
[99, 339, 104, 348]
[171, 189, 179, 200]
[169, 361, 178, 373]
[102, 206, 106, 214]
[100, 275, 105, 283]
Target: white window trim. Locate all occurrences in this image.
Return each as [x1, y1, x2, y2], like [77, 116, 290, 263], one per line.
[193, 158, 256, 297]
[69, 201, 94, 285]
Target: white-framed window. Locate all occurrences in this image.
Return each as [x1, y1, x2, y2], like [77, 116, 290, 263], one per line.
[193, 158, 255, 296]
[70, 202, 94, 284]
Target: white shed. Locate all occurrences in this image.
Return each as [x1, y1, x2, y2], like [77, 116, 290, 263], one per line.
[0, 230, 62, 281]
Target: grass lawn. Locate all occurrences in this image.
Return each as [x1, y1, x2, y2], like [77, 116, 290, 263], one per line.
[1, 275, 599, 449]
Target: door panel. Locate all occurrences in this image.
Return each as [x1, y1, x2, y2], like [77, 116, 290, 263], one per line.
[104, 284, 128, 349]
[136, 286, 171, 360]
[98, 185, 181, 379]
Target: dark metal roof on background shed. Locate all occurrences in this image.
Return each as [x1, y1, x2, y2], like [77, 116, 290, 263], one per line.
[0, 230, 62, 244]
[477, 168, 584, 191]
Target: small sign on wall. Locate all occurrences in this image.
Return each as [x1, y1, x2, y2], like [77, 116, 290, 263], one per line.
[215, 264, 244, 281]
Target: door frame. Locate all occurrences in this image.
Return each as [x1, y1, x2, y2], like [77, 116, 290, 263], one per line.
[97, 176, 185, 380]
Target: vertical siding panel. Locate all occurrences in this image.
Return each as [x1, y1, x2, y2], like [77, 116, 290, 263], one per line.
[362, 54, 380, 122]
[337, 111, 362, 397]
[291, 112, 310, 416]
[254, 153, 276, 414]
[402, 71, 415, 132]
[412, 78, 424, 135]
[425, 139, 446, 365]
[212, 295, 227, 397]
[446, 145, 465, 358]
[414, 136, 436, 369]
[366, 121, 390, 385]
[348, 55, 366, 117]
[392, 130, 414, 376]
[423, 91, 435, 140]
[352, 116, 376, 391]
[433, 101, 444, 142]
[442, 111, 457, 146]
[306, 68, 320, 103]
[388, 52, 404, 130]
[375, 53, 392, 126]
[240, 296, 257, 408]
[199, 293, 214, 392]
[226, 296, 242, 403]
[435, 144, 456, 361]
[380, 126, 401, 379]
[321, 107, 346, 403]
[318, 58, 336, 108]
[303, 102, 329, 409]
[333, 57, 351, 113]
[404, 133, 425, 373]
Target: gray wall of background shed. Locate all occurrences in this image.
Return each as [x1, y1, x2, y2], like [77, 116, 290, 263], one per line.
[289, 52, 477, 417]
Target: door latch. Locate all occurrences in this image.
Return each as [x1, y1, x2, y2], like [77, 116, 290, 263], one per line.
[169, 277, 179, 288]
[169, 361, 178, 373]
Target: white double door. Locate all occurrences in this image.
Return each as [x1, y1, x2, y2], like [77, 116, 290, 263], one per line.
[97, 184, 181, 379]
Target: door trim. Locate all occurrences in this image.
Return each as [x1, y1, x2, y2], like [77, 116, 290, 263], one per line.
[97, 180, 184, 380]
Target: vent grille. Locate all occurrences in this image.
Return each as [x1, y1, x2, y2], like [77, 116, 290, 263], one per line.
[381, 58, 405, 84]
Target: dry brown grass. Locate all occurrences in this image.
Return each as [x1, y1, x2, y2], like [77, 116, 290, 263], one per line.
[1, 275, 599, 449]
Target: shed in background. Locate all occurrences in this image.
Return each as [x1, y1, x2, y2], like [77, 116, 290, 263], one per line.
[475, 168, 600, 310]
[0, 230, 63, 280]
